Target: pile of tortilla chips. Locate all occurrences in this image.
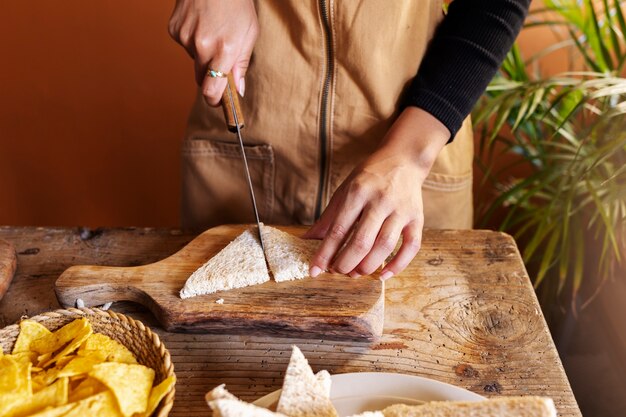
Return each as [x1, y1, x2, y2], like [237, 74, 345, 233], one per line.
[0, 317, 175, 417]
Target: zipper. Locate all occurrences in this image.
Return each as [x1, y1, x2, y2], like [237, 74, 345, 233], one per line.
[314, 0, 334, 220]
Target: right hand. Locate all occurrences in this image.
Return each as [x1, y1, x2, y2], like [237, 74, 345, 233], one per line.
[169, 0, 259, 106]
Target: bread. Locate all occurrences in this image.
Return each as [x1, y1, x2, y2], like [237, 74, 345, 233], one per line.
[347, 412, 385, 417]
[315, 370, 331, 398]
[276, 346, 338, 417]
[206, 384, 289, 417]
[382, 396, 557, 417]
[205, 384, 239, 402]
[210, 398, 290, 417]
[180, 228, 270, 299]
[261, 226, 321, 282]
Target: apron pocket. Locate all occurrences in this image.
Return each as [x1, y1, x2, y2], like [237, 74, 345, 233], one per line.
[181, 138, 275, 230]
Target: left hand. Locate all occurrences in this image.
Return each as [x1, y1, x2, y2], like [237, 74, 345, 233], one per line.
[304, 107, 450, 281]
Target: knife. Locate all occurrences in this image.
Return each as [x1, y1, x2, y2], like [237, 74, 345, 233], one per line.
[220, 74, 266, 252]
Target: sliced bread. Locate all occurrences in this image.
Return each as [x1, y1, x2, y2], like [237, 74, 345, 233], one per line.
[209, 398, 289, 417]
[205, 384, 239, 402]
[261, 226, 321, 282]
[180, 228, 270, 299]
[206, 384, 289, 417]
[382, 396, 557, 417]
[276, 346, 338, 417]
[315, 369, 332, 398]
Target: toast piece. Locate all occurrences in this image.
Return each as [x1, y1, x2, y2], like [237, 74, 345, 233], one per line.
[206, 384, 289, 417]
[382, 396, 556, 417]
[261, 226, 321, 282]
[205, 384, 239, 402]
[180, 228, 270, 299]
[315, 369, 332, 398]
[210, 399, 289, 417]
[276, 346, 338, 417]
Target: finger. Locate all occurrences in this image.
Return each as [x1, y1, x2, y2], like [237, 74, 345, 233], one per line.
[199, 43, 239, 107]
[380, 220, 423, 281]
[353, 214, 403, 276]
[332, 207, 387, 275]
[309, 198, 363, 277]
[230, 24, 258, 97]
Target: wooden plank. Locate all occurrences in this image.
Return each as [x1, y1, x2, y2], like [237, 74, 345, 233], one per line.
[0, 226, 581, 417]
[55, 225, 384, 341]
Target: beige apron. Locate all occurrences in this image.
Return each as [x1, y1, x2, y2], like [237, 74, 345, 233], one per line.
[181, 0, 474, 231]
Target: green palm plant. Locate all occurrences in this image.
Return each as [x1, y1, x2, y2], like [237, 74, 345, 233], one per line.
[473, 0, 626, 313]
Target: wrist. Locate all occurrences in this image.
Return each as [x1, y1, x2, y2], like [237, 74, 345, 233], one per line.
[379, 106, 449, 173]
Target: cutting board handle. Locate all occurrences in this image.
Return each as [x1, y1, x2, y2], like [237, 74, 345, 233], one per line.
[55, 265, 154, 308]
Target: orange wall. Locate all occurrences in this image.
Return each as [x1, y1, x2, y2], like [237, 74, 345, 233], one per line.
[0, 2, 195, 227]
[0, 2, 561, 228]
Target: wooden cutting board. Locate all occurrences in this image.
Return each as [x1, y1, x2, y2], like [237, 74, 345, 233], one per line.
[55, 225, 384, 341]
[0, 239, 17, 301]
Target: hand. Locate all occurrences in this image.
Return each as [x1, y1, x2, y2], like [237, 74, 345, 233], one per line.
[168, 0, 259, 106]
[304, 107, 450, 281]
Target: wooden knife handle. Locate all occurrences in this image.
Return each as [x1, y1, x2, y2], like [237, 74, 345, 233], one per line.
[221, 73, 245, 132]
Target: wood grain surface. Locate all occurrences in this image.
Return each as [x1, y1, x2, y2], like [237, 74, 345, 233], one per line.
[0, 227, 581, 417]
[0, 239, 16, 301]
[54, 225, 384, 341]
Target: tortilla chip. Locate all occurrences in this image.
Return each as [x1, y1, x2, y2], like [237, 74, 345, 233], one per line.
[0, 394, 23, 417]
[7, 377, 68, 417]
[0, 355, 30, 395]
[36, 353, 53, 368]
[57, 356, 101, 378]
[63, 390, 123, 417]
[31, 367, 61, 393]
[138, 375, 175, 417]
[89, 362, 154, 417]
[6, 351, 37, 367]
[68, 377, 107, 403]
[12, 320, 51, 354]
[26, 403, 76, 417]
[0, 357, 32, 416]
[55, 354, 76, 368]
[78, 333, 137, 364]
[41, 326, 92, 369]
[29, 318, 91, 355]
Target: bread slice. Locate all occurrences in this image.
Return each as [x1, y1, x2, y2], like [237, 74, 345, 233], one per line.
[206, 384, 289, 417]
[205, 384, 239, 402]
[315, 370, 331, 398]
[210, 399, 291, 417]
[261, 226, 321, 282]
[276, 346, 338, 417]
[347, 412, 385, 417]
[382, 396, 557, 417]
[180, 228, 270, 299]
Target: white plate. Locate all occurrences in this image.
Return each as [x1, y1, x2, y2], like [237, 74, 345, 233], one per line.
[253, 372, 485, 416]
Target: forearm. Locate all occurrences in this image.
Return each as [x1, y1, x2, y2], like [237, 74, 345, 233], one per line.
[404, 0, 531, 140]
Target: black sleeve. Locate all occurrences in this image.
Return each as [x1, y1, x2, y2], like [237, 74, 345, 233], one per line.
[403, 0, 531, 141]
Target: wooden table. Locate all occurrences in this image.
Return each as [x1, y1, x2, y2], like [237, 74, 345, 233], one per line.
[0, 226, 581, 417]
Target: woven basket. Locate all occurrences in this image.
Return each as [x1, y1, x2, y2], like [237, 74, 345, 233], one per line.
[0, 307, 175, 417]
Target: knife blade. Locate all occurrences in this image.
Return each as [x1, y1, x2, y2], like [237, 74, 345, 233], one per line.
[221, 74, 266, 252]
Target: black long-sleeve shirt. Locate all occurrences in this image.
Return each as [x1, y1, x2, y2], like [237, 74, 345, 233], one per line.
[404, 0, 531, 141]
